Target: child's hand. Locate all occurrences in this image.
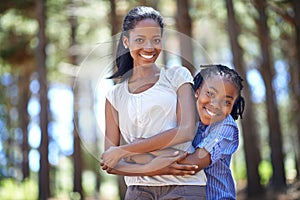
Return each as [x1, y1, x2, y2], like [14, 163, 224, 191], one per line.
[146, 152, 198, 176]
[141, 151, 181, 173]
[101, 146, 126, 168]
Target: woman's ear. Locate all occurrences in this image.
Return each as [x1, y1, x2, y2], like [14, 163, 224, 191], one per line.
[123, 36, 129, 49]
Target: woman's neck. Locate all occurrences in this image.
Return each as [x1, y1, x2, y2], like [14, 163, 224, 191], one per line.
[127, 64, 160, 93]
[130, 64, 159, 80]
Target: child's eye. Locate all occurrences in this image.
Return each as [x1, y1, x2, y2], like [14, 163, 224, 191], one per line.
[224, 100, 232, 106]
[206, 90, 214, 97]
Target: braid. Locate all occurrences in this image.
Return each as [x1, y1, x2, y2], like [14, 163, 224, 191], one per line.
[193, 64, 245, 120]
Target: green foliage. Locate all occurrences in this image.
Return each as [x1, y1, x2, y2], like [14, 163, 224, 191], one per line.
[232, 147, 247, 182]
[259, 160, 272, 185]
[0, 178, 38, 200]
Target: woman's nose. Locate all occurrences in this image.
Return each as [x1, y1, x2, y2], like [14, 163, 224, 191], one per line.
[143, 40, 154, 50]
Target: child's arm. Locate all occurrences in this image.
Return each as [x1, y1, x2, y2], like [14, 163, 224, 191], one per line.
[179, 121, 239, 173]
[101, 83, 196, 168]
[179, 148, 211, 173]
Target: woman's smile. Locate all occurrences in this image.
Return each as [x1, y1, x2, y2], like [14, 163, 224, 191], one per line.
[140, 53, 155, 59]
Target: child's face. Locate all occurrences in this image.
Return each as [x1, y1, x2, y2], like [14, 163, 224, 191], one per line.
[195, 75, 238, 125]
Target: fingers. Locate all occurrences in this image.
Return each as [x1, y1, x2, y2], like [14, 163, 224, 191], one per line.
[172, 162, 198, 169]
[100, 163, 112, 171]
[175, 152, 188, 162]
[100, 157, 116, 169]
[169, 169, 196, 176]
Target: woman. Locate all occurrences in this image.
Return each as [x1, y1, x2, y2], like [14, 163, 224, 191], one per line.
[101, 6, 206, 200]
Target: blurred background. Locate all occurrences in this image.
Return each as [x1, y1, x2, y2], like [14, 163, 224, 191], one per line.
[0, 0, 300, 199]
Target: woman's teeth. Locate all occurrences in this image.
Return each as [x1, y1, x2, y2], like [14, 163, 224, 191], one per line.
[141, 54, 153, 59]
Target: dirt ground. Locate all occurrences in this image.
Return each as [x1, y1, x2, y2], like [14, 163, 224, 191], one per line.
[236, 180, 300, 200]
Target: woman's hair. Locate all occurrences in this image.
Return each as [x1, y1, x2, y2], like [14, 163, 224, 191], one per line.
[193, 64, 245, 120]
[108, 6, 164, 79]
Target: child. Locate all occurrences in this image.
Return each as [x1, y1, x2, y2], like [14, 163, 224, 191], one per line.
[112, 64, 245, 199]
[188, 64, 245, 199]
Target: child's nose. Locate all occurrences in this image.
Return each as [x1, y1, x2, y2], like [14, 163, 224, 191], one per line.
[210, 98, 221, 109]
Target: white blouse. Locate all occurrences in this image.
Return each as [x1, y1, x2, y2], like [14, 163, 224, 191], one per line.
[106, 66, 207, 186]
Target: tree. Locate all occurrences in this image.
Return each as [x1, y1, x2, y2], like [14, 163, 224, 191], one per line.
[19, 67, 32, 180]
[253, 0, 286, 190]
[0, 1, 36, 182]
[225, 0, 264, 197]
[68, 1, 84, 198]
[36, 0, 50, 198]
[176, 0, 195, 75]
[291, 0, 300, 180]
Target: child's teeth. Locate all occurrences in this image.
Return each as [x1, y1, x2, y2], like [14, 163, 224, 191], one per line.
[206, 109, 216, 116]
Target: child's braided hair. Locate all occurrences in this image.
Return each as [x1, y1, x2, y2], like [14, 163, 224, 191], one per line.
[193, 64, 245, 120]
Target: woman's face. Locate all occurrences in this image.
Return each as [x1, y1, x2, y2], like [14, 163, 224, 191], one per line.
[195, 76, 238, 125]
[123, 19, 162, 67]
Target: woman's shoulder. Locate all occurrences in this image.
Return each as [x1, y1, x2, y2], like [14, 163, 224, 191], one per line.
[106, 81, 126, 97]
[163, 66, 193, 88]
[165, 66, 191, 75]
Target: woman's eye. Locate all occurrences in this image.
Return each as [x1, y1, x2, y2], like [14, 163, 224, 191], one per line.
[153, 38, 161, 44]
[135, 38, 144, 43]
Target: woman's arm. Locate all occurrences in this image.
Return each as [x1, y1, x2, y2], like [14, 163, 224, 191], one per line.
[101, 83, 196, 168]
[102, 148, 210, 176]
[102, 151, 198, 176]
[127, 147, 179, 164]
[104, 99, 120, 150]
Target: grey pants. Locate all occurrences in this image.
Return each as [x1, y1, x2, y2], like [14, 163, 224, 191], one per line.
[125, 185, 206, 200]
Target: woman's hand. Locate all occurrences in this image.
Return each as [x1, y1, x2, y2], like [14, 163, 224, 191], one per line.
[101, 146, 127, 169]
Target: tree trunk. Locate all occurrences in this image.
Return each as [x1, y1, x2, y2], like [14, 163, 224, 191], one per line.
[109, 0, 127, 198]
[176, 0, 195, 75]
[19, 69, 31, 180]
[225, 0, 264, 197]
[291, 0, 300, 180]
[110, 0, 121, 82]
[253, 0, 286, 190]
[69, 1, 84, 198]
[36, 0, 50, 199]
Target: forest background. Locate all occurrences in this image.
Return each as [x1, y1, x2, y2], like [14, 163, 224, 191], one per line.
[0, 0, 300, 199]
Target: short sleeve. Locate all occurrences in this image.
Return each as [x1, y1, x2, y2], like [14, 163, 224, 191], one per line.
[105, 86, 118, 111]
[165, 66, 193, 90]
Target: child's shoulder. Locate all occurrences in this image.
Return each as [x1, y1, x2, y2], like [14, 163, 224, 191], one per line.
[222, 115, 237, 126]
[209, 115, 238, 132]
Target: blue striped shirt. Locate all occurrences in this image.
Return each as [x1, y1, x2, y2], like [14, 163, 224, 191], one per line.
[192, 115, 239, 200]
